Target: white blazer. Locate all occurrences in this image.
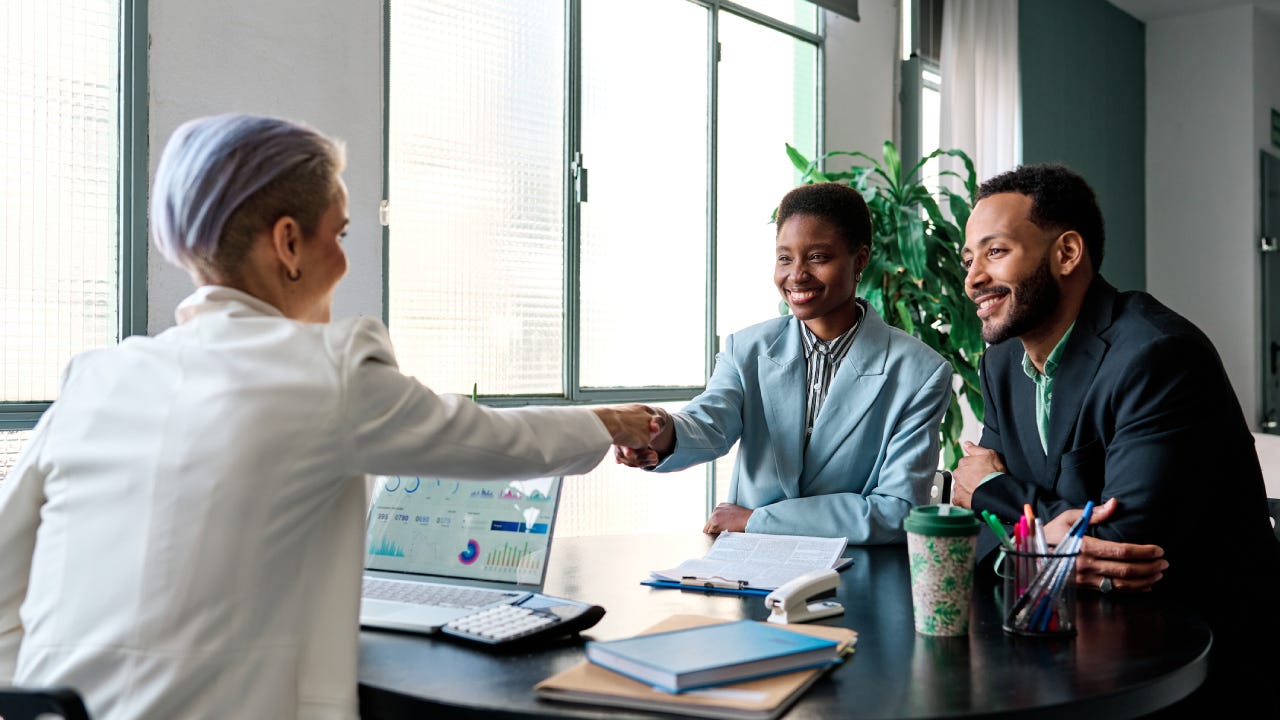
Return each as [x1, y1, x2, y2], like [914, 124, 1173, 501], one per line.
[0, 286, 612, 720]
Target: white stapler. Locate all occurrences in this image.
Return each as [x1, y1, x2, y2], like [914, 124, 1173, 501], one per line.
[764, 568, 844, 624]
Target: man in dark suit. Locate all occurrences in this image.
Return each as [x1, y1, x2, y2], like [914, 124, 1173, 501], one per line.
[951, 163, 1280, 714]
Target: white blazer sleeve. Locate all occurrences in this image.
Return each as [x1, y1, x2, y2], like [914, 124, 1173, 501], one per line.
[330, 318, 612, 479]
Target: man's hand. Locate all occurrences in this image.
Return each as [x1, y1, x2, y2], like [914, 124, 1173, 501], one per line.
[951, 441, 1006, 509]
[1043, 498, 1168, 593]
[703, 503, 752, 534]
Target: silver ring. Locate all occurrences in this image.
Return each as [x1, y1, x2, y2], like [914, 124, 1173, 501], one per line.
[1099, 576, 1114, 594]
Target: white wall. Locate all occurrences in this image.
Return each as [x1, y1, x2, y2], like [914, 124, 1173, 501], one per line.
[146, 0, 384, 332]
[824, 1, 899, 158]
[1146, 5, 1261, 427]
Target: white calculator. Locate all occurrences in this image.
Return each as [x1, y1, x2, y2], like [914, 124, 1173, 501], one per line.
[441, 594, 605, 647]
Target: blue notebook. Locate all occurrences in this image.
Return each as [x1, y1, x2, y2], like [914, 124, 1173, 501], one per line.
[584, 619, 842, 693]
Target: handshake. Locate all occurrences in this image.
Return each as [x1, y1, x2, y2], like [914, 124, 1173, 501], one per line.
[591, 404, 675, 470]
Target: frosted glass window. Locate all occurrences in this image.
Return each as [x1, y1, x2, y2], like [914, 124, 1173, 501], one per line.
[715, 12, 818, 337]
[921, 74, 942, 193]
[388, 0, 566, 397]
[578, 0, 708, 389]
[385, 2, 821, 533]
[2, 0, 120, 403]
[0, 430, 33, 484]
[554, 404, 705, 537]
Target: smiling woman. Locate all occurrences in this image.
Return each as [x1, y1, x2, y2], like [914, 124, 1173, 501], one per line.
[614, 181, 953, 547]
[783, 141, 983, 469]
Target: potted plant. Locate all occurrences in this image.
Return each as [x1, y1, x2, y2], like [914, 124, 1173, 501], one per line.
[781, 141, 984, 469]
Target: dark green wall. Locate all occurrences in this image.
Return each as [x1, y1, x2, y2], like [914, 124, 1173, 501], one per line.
[1019, 0, 1145, 290]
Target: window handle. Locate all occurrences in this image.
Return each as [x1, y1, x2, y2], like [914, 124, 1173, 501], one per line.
[571, 152, 588, 203]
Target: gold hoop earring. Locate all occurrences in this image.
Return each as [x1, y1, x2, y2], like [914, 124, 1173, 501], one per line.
[286, 268, 302, 282]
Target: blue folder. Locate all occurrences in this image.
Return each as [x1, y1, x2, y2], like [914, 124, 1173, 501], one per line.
[641, 557, 853, 597]
[641, 579, 772, 596]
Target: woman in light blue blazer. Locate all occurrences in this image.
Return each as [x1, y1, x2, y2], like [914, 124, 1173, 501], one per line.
[618, 182, 951, 545]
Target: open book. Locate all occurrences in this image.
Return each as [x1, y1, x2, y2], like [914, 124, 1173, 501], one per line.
[534, 614, 858, 720]
[647, 531, 848, 593]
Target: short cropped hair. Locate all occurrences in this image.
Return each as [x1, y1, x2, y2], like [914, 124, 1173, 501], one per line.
[775, 182, 872, 253]
[150, 113, 346, 280]
[977, 163, 1105, 272]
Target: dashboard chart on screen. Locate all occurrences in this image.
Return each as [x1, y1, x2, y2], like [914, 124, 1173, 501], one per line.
[364, 476, 561, 586]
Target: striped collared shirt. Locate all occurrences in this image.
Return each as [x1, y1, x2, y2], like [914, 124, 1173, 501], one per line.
[799, 303, 862, 443]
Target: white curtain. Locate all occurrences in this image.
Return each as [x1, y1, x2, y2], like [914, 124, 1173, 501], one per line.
[939, 0, 1021, 188]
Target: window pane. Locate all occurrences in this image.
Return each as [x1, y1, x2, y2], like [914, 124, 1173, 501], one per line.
[554, 403, 706, 537]
[388, 1, 565, 397]
[0, 430, 33, 484]
[2, 0, 120, 402]
[731, 0, 819, 33]
[921, 82, 942, 193]
[715, 12, 818, 337]
[579, 0, 708, 388]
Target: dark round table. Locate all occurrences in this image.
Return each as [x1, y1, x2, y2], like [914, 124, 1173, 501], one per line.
[358, 533, 1209, 719]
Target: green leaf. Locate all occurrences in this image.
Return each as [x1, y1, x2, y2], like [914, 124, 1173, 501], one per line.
[897, 211, 927, 280]
[893, 299, 915, 335]
[882, 141, 902, 191]
[864, 285, 885, 319]
[948, 192, 972, 235]
[963, 383, 985, 424]
[785, 143, 812, 173]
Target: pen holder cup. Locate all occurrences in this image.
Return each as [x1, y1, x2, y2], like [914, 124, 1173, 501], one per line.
[996, 547, 1080, 637]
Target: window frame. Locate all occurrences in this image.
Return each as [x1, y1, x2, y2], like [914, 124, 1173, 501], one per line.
[0, 0, 149, 432]
[380, 1, 825, 518]
[381, 0, 824, 412]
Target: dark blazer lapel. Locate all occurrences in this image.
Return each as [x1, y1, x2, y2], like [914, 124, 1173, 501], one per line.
[804, 304, 889, 480]
[1044, 279, 1117, 476]
[760, 318, 807, 496]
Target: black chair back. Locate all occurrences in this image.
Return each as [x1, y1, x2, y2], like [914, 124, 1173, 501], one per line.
[0, 687, 90, 720]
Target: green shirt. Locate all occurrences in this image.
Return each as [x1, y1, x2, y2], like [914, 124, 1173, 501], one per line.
[1021, 323, 1075, 454]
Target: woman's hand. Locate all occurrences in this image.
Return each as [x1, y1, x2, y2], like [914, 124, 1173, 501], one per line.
[592, 404, 666, 452]
[610, 407, 674, 469]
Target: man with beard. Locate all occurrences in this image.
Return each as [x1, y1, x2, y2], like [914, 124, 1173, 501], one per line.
[951, 163, 1280, 715]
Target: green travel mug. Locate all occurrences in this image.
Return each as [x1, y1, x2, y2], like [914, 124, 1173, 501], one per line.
[904, 505, 981, 636]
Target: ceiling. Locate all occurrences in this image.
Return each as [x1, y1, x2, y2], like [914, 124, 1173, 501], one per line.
[1108, 0, 1280, 22]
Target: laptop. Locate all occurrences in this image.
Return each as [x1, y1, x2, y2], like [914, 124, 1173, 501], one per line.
[359, 475, 563, 634]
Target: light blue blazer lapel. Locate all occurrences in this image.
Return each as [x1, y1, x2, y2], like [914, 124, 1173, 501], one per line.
[759, 318, 807, 497]
[804, 304, 890, 481]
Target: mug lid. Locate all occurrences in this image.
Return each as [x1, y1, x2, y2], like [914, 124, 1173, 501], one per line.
[903, 504, 980, 536]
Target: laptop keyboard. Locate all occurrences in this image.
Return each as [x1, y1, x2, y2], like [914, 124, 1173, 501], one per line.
[362, 577, 521, 609]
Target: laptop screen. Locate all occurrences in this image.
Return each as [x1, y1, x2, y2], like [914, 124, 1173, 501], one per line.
[364, 476, 562, 587]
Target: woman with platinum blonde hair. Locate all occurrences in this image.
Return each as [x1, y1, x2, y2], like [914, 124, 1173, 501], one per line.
[0, 113, 661, 719]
